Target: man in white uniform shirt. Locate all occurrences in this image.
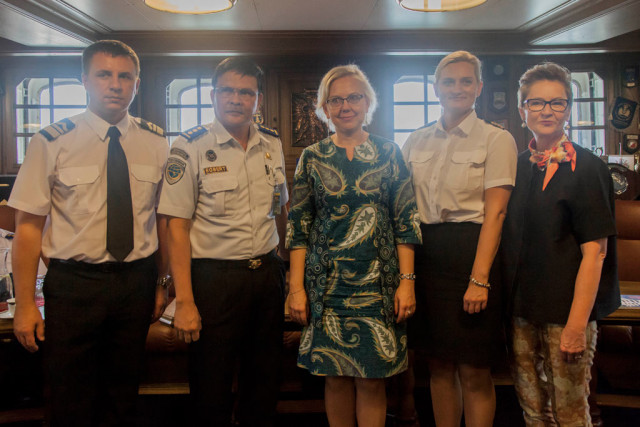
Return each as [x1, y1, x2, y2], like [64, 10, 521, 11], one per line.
[158, 57, 288, 427]
[10, 40, 169, 427]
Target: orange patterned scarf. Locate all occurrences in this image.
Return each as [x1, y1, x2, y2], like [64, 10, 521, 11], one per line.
[528, 134, 576, 191]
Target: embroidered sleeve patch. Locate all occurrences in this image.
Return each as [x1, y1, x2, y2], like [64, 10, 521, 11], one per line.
[170, 147, 189, 160]
[165, 157, 187, 185]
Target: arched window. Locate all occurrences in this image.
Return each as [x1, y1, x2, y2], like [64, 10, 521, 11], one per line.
[392, 74, 441, 147]
[569, 72, 605, 153]
[165, 78, 214, 144]
[15, 78, 87, 164]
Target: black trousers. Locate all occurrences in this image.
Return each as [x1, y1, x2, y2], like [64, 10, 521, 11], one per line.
[189, 252, 285, 427]
[43, 256, 156, 427]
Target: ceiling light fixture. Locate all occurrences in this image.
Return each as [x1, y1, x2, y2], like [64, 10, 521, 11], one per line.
[144, 0, 236, 14]
[397, 0, 487, 12]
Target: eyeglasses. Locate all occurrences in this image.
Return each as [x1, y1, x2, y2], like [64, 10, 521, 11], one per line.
[214, 86, 258, 100]
[326, 93, 365, 108]
[523, 98, 570, 112]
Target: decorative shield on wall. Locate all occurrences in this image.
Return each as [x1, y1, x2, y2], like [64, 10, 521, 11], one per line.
[292, 89, 329, 147]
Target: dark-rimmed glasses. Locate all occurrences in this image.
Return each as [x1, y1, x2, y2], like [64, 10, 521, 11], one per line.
[523, 98, 570, 112]
[326, 93, 365, 108]
[214, 86, 258, 100]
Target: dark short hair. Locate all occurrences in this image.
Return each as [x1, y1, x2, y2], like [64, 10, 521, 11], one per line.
[518, 62, 573, 107]
[211, 57, 264, 93]
[82, 40, 140, 76]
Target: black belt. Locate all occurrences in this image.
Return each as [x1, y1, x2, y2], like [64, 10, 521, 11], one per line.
[193, 249, 277, 270]
[50, 255, 154, 273]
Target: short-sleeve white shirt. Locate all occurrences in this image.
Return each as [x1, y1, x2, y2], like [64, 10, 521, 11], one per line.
[8, 110, 169, 262]
[402, 111, 517, 224]
[157, 119, 289, 260]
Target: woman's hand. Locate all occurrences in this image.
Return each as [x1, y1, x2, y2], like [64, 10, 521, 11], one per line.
[395, 279, 416, 323]
[560, 323, 586, 363]
[288, 288, 309, 325]
[463, 282, 488, 314]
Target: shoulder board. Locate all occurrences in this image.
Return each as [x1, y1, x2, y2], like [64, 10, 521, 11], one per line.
[180, 125, 208, 142]
[484, 120, 505, 130]
[416, 120, 437, 131]
[258, 124, 279, 137]
[135, 117, 165, 137]
[39, 118, 75, 142]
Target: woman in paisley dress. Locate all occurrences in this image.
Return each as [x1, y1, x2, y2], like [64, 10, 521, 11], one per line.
[286, 64, 422, 427]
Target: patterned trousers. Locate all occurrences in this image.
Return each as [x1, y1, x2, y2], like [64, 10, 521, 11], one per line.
[510, 317, 598, 427]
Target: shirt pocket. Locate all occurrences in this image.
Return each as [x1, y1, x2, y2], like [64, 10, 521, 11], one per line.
[409, 150, 436, 169]
[449, 150, 486, 190]
[58, 165, 100, 214]
[202, 176, 238, 216]
[131, 164, 162, 213]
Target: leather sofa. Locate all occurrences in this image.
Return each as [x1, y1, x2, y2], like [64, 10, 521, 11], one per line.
[593, 199, 640, 402]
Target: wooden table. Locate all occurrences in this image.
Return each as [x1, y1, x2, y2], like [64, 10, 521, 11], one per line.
[599, 281, 640, 326]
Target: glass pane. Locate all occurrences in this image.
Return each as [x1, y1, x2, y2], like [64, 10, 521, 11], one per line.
[166, 79, 197, 104]
[53, 108, 84, 122]
[571, 101, 605, 127]
[394, 77, 424, 103]
[168, 135, 179, 146]
[427, 105, 442, 124]
[200, 84, 213, 105]
[571, 129, 605, 153]
[166, 107, 181, 133]
[39, 108, 52, 128]
[180, 107, 198, 131]
[16, 108, 46, 134]
[427, 76, 438, 102]
[394, 105, 425, 130]
[16, 78, 49, 105]
[571, 72, 604, 99]
[16, 136, 30, 164]
[52, 81, 86, 105]
[201, 107, 215, 124]
[394, 132, 411, 148]
[181, 87, 199, 105]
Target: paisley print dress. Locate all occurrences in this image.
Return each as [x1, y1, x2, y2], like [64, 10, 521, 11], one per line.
[286, 135, 421, 378]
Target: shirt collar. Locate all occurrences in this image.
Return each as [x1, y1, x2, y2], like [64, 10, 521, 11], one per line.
[84, 109, 130, 141]
[435, 110, 477, 138]
[212, 119, 262, 148]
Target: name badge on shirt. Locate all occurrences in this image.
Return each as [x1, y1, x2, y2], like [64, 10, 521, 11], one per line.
[203, 165, 228, 175]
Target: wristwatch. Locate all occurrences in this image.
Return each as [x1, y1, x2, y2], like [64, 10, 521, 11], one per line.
[157, 274, 173, 289]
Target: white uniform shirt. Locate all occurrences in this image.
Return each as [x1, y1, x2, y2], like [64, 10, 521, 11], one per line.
[157, 119, 289, 260]
[9, 110, 168, 262]
[402, 111, 517, 224]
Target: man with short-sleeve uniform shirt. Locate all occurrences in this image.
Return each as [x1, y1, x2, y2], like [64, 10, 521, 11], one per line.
[10, 40, 169, 427]
[158, 57, 288, 427]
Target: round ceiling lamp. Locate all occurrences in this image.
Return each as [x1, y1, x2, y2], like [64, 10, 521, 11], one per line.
[144, 0, 236, 14]
[397, 0, 487, 12]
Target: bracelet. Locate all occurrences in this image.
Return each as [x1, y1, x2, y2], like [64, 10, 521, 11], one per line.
[399, 273, 416, 280]
[469, 276, 491, 290]
[289, 288, 305, 295]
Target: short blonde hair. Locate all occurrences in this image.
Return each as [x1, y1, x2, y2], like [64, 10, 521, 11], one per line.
[435, 51, 482, 83]
[315, 64, 378, 129]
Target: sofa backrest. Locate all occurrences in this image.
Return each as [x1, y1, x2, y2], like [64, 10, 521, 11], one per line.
[615, 199, 640, 282]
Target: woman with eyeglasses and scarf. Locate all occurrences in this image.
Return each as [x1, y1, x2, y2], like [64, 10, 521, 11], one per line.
[502, 62, 620, 426]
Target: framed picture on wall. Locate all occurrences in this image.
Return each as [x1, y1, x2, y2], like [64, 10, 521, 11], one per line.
[291, 89, 329, 147]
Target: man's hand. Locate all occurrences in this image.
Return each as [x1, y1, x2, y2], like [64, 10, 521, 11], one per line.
[173, 300, 202, 343]
[14, 303, 44, 352]
[151, 285, 169, 323]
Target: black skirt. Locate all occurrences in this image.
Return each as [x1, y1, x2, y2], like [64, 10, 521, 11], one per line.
[408, 222, 505, 367]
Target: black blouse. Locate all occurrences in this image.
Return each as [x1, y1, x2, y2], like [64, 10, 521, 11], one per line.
[502, 143, 620, 324]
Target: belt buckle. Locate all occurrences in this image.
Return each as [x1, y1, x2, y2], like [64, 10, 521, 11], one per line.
[248, 258, 262, 270]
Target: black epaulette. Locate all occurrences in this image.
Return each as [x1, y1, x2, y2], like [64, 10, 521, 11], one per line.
[180, 125, 208, 143]
[39, 118, 75, 142]
[135, 118, 165, 137]
[484, 120, 505, 130]
[258, 124, 279, 137]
